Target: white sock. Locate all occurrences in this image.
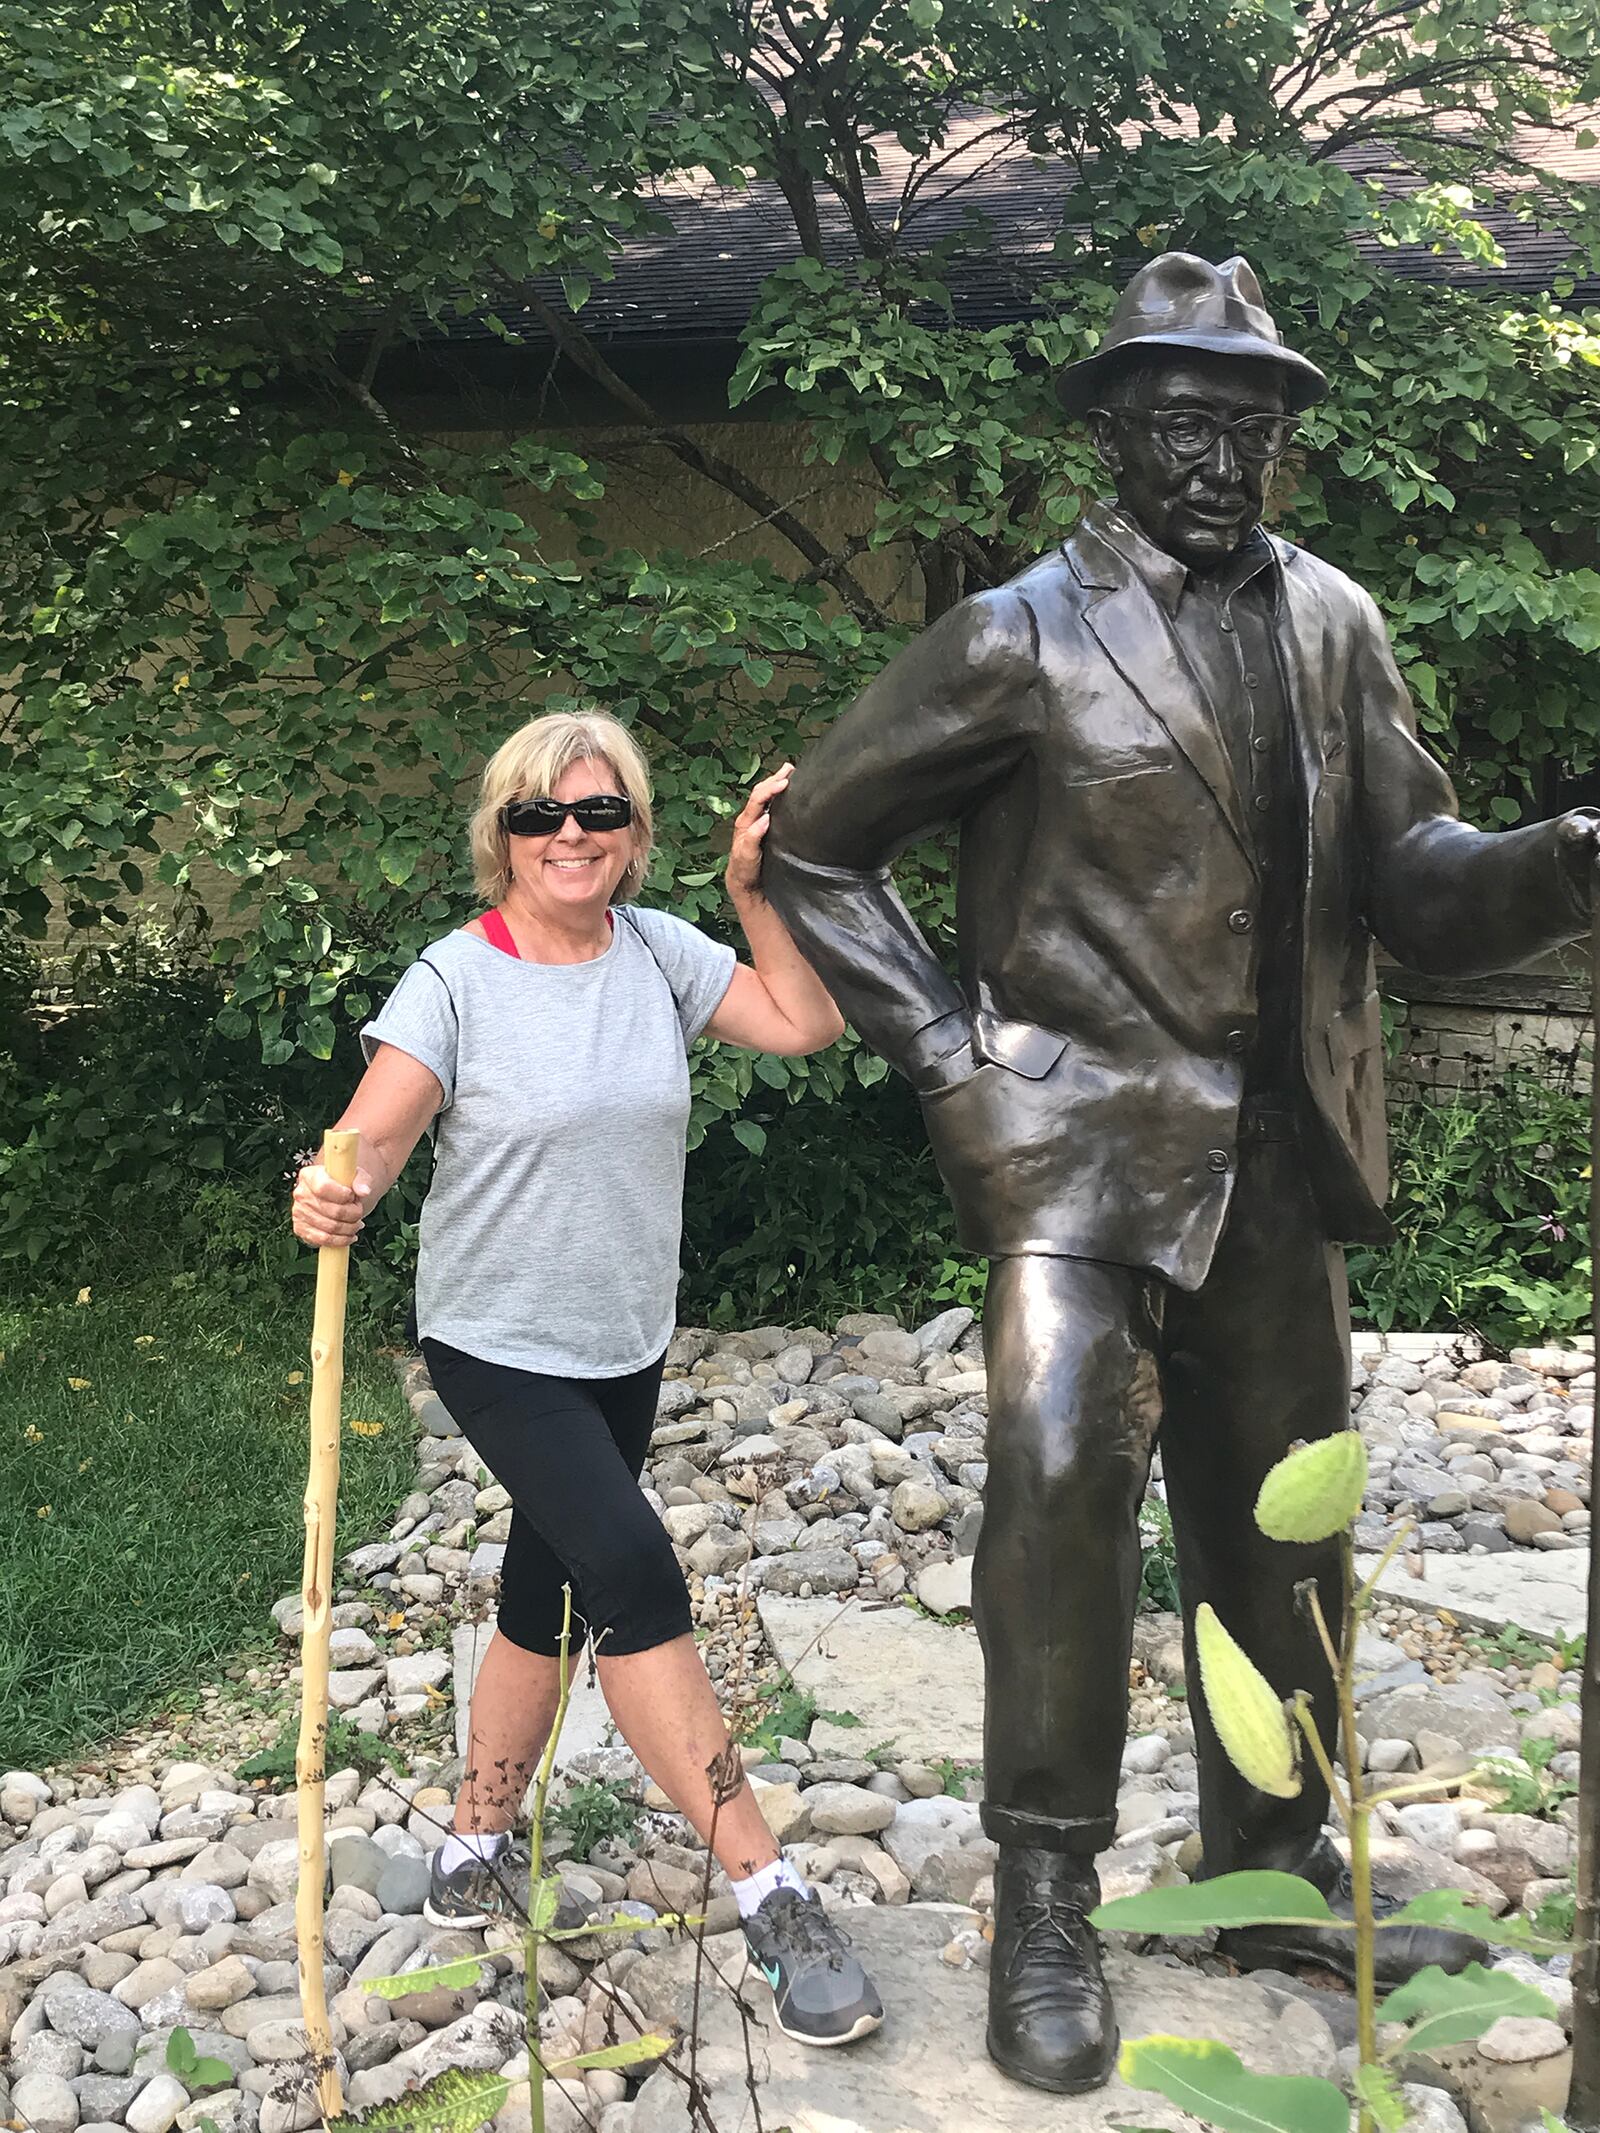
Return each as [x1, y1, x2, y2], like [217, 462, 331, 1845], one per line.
[732, 1857, 808, 1920]
[439, 1830, 510, 1875]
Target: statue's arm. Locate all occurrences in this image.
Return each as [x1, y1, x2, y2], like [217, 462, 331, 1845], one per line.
[765, 585, 1040, 1085]
[1356, 592, 1595, 976]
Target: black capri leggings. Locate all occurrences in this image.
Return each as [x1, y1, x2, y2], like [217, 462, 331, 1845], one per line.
[421, 1338, 691, 1659]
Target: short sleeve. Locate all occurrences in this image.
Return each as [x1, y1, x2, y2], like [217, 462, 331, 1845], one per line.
[360, 955, 459, 1107]
[623, 906, 738, 1045]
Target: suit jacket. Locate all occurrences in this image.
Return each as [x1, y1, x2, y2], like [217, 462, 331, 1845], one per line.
[764, 502, 1589, 1289]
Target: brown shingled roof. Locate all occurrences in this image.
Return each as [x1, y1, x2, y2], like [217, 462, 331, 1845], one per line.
[429, 110, 1600, 354]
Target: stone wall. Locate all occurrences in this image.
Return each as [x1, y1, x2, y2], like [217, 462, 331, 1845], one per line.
[1384, 956, 1592, 1098]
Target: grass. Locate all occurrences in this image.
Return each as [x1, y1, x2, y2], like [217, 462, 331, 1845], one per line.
[0, 1269, 414, 1771]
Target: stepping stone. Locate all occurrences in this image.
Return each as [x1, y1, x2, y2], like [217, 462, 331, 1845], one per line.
[626, 1902, 1339, 2132]
[1354, 1548, 1588, 1642]
[450, 1620, 617, 1765]
[758, 1594, 985, 1765]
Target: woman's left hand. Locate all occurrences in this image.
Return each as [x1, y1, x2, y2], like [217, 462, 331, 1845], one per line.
[726, 762, 793, 903]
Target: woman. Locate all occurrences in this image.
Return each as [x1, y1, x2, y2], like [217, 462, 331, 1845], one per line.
[291, 710, 882, 2049]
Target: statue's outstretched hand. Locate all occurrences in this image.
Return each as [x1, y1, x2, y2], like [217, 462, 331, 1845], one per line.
[1556, 808, 1600, 910]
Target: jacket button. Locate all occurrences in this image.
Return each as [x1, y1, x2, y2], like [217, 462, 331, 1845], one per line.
[1225, 1028, 1247, 1055]
[1229, 909, 1253, 933]
[1207, 1149, 1230, 1172]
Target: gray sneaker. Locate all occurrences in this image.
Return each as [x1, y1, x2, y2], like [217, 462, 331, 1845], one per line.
[743, 1887, 884, 2047]
[424, 1839, 530, 1929]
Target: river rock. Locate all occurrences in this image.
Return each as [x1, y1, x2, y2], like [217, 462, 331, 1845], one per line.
[803, 1785, 896, 1837]
[915, 1556, 974, 1615]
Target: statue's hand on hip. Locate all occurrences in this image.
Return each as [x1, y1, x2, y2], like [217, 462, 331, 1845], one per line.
[913, 1028, 982, 1096]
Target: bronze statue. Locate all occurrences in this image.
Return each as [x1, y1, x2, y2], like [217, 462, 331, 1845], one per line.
[765, 252, 1600, 2095]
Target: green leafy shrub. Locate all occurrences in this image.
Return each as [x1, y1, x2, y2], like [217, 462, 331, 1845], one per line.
[237, 1712, 406, 1789]
[1139, 1497, 1181, 1614]
[1348, 1062, 1590, 1342]
[5, 0, 1600, 1349]
[550, 1777, 642, 1861]
[0, 925, 424, 1315]
[679, 1075, 963, 1325]
[742, 1677, 862, 1761]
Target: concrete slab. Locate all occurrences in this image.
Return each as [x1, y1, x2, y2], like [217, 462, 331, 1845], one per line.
[1354, 1548, 1589, 1643]
[757, 1594, 986, 1765]
[627, 1903, 1340, 2133]
[450, 1618, 618, 1764]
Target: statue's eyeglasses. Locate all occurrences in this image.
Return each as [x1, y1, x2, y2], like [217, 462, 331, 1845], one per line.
[1092, 407, 1298, 465]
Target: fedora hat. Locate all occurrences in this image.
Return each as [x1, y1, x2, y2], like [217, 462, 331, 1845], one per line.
[1055, 252, 1327, 415]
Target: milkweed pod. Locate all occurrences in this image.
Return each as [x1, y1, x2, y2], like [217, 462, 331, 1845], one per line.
[1254, 1432, 1368, 1544]
[1194, 1602, 1301, 1799]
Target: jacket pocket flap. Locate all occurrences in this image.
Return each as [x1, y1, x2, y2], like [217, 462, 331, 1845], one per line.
[974, 1015, 1070, 1080]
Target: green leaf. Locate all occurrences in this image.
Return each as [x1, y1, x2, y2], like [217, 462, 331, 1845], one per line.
[1092, 1872, 1337, 1935]
[363, 1954, 489, 1999]
[546, 2032, 675, 2075]
[327, 2069, 515, 2133]
[1118, 2036, 1349, 2133]
[531, 1875, 562, 1935]
[295, 232, 344, 275]
[1381, 1891, 1573, 1952]
[1379, 1961, 1557, 2053]
[548, 1909, 704, 1940]
[1354, 2061, 1407, 2132]
[731, 1119, 767, 1155]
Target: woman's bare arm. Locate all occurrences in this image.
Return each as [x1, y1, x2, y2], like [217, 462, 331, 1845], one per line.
[290, 1043, 444, 1248]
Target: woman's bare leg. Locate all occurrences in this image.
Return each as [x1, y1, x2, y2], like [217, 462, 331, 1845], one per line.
[598, 1635, 780, 1881]
[454, 1630, 562, 1834]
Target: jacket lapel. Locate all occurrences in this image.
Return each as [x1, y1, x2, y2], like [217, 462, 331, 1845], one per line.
[1269, 537, 1343, 789]
[1072, 517, 1254, 868]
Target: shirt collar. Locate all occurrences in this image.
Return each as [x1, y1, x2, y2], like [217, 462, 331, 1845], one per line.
[1095, 505, 1278, 616]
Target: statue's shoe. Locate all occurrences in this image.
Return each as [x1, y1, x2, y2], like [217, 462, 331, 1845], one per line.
[1219, 1860, 1488, 1984]
[986, 1845, 1119, 2094]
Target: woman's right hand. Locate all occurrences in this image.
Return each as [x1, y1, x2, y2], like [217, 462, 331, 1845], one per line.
[292, 1162, 373, 1249]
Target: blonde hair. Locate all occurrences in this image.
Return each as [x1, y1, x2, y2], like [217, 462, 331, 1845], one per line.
[470, 710, 655, 904]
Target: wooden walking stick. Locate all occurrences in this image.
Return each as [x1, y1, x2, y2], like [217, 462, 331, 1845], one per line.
[295, 1126, 358, 2124]
[1569, 870, 1600, 2131]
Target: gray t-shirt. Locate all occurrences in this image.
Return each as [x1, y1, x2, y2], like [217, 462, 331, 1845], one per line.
[361, 907, 737, 1377]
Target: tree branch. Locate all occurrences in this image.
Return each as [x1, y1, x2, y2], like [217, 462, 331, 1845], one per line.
[520, 289, 891, 630]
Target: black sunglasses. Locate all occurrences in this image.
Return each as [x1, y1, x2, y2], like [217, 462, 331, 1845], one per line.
[502, 794, 633, 837]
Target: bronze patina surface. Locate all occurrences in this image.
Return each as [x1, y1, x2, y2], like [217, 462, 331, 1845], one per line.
[766, 250, 1596, 2091]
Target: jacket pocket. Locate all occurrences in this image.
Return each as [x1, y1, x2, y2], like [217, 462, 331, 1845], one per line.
[1060, 753, 1174, 790]
[973, 1015, 1070, 1080]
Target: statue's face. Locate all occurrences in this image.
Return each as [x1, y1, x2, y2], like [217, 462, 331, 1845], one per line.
[1089, 352, 1290, 570]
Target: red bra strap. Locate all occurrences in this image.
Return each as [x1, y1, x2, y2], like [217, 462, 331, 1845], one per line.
[478, 908, 520, 958]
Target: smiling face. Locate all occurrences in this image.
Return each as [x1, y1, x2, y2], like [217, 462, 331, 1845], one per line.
[1090, 351, 1290, 571]
[504, 754, 640, 923]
